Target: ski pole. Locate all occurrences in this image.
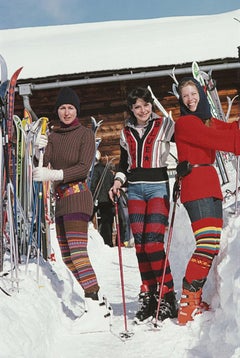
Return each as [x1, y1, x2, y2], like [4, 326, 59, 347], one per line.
[234, 155, 240, 215]
[153, 176, 181, 327]
[36, 117, 48, 284]
[234, 117, 240, 214]
[25, 181, 38, 274]
[114, 194, 133, 339]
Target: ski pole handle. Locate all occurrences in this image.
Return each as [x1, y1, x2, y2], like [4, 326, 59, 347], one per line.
[41, 117, 48, 136]
[38, 117, 49, 168]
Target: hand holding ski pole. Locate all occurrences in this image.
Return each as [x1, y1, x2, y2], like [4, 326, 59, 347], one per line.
[33, 118, 63, 182]
[109, 181, 121, 202]
[113, 194, 134, 340]
[38, 117, 48, 167]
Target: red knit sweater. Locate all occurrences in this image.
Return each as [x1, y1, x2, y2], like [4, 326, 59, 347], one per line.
[175, 115, 240, 203]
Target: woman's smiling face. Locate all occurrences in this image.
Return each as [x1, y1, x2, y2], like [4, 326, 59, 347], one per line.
[180, 84, 200, 112]
[131, 98, 152, 125]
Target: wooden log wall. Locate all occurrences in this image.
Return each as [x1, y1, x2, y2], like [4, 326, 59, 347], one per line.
[14, 63, 240, 169]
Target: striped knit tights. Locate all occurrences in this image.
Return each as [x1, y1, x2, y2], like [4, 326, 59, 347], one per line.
[55, 213, 99, 294]
[128, 197, 174, 294]
[185, 217, 223, 283]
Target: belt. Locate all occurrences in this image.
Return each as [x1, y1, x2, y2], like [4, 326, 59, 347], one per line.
[55, 181, 88, 200]
[192, 164, 213, 168]
[176, 161, 213, 178]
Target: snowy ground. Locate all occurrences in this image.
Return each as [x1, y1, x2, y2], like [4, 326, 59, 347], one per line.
[0, 196, 240, 358]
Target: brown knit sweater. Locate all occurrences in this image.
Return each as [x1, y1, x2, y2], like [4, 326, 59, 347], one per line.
[43, 123, 95, 217]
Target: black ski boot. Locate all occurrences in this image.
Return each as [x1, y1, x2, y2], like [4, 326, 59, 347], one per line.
[134, 285, 156, 324]
[155, 290, 178, 322]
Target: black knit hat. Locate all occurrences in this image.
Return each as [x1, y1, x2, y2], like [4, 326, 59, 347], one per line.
[55, 87, 80, 116]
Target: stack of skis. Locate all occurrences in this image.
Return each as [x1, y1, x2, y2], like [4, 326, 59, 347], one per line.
[0, 55, 105, 294]
[0, 55, 54, 292]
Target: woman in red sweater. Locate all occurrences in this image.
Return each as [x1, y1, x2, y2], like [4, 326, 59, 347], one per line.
[175, 77, 240, 325]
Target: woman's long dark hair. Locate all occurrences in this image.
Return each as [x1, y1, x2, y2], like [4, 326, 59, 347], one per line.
[126, 87, 154, 123]
[127, 87, 154, 108]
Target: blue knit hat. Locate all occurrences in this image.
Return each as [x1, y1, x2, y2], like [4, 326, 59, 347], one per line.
[55, 87, 80, 116]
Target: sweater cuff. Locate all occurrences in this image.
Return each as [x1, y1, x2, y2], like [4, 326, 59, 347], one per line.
[114, 172, 126, 185]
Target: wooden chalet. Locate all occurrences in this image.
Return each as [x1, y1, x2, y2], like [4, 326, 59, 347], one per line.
[1, 10, 239, 168]
[13, 57, 240, 168]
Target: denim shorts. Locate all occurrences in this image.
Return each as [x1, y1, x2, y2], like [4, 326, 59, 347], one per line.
[128, 182, 170, 201]
[184, 197, 222, 222]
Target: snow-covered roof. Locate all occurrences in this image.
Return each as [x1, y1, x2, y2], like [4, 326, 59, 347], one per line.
[0, 10, 239, 80]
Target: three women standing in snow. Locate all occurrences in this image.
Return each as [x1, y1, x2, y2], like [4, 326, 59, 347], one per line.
[33, 82, 240, 327]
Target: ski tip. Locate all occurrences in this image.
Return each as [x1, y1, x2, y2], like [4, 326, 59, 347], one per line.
[0, 287, 11, 296]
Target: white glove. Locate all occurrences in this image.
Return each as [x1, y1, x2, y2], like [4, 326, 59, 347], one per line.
[33, 167, 63, 182]
[34, 133, 48, 159]
[35, 134, 48, 149]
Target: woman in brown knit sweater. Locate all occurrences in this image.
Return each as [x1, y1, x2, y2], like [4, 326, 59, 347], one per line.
[33, 87, 100, 304]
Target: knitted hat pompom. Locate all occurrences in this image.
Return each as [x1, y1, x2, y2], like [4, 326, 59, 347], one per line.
[55, 87, 80, 116]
